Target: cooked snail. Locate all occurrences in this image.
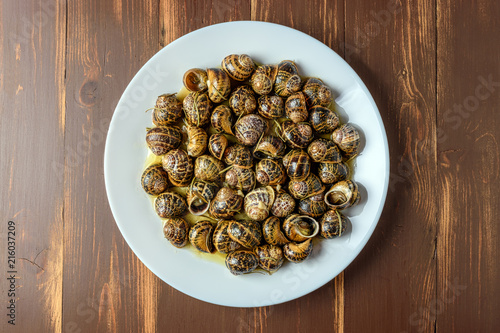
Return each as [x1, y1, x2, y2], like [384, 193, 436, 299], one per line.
[163, 217, 189, 248]
[324, 180, 360, 210]
[208, 133, 229, 160]
[228, 220, 262, 248]
[221, 54, 255, 81]
[256, 159, 286, 186]
[223, 144, 253, 168]
[187, 180, 218, 215]
[229, 85, 257, 116]
[270, 191, 296, 218]
[318, 161, 349, 184]
[289, 173, 324, 200]
[209, 187, 244, 219]
[189, 220, 215, 253]
[253, 135, 286, 159]
[309, 105, 339, 134]
[225, 166, 256, 193]
[186, 125, 208, 157]
[183, 68, 208, 92]
[320, 210, 348, 238]
[211, 105, 234, 135]
[234, 114, 269, 146]
[213, 221, 241, 254]
[285, 92, 308, 123]
[244, 186, 276, 221]
[250, 64, 278, 95]
[257, 95, 284, 119]
[225, 250, 259, 275]
[151, 93, 183, 126]
[283, 239, 313, 263]
[207, 68, 231, 103]
[183, 92, 212, 127]
[332, 123, 361, 158]
[283, 214, 320, 242]
[302, 77, 332, 108]
[194, 155, 224, 182]
[154, 192, 187, 218]
[298, 192, 328, 218]
[162, 149, 194, 187]
[282, 149, 311, 181]
[141, 164, 169, 195]
[146, 126, 182, 156]
[255, 244, 284, 272]
[281, 120, 314, 149]
[274, 60, 301, 97]
[307, 138, 342, 163]
[262, 216, 290, 246]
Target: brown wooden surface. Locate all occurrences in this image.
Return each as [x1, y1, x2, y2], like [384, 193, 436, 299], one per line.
[1, 0, 499, 332]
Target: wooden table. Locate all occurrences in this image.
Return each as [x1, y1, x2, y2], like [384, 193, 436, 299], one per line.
[1, 0, 499, 332]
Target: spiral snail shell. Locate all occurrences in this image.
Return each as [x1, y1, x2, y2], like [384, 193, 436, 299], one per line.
[283, 214, 320, 242]
[206, 68, 231, 103]
[324, 180, 360, 210]
[162, 149, 194, 187]
[255, 158, 286, 186]
[228, 220, 262, 249]
[318, 161, 349, 184]
[225, 250, 259, 275]
[189, 220, 215, 253]
[257, 95, 284, 119]
[262, 216, 290, 246]
[309, 105, 339, 134]
[221, 54, 255, 81]
[285, 92, 308, 123]
[163, 217, 189, 248]
[255, 244, 284, 272]
[186, 125, 208, 157]
[244, 186, 276, 221]
[289, 173, 325, 200]
[274, 60, 302, 97]
[208, 133, 229, 160]
[302, 77, 332, 108]
[225, 166, 256, 193]
[223, 144, 254, 168]
[250, 64, 278, 95]
[283, 239, 313, 263]
[281, 120, 314, 149]
[320, 210, 348, 238]
[282, 149, 311, 181]
[152, 93, 183, 126]
[154, 192, 187, 218]
[187, 180, 218, 215]
[211, 105, 234, 135]
[229, 85, 257, 116]
[213, 221, 241, 254]
[194, 155, 225, 183]
[141, 164, 169, 195]
[253, 135, 286, 159]
[332, 124, 361, 158]
[146, 126, 182, 156]
[183, 68, 208, 92]
[234, 114, 269, 146]
[209, 187, 244, 219]
[183, 92, 212, 127]
[270, 191, 296, 218]
[307, 138, 342, 163]
[298, 192, 328, 218]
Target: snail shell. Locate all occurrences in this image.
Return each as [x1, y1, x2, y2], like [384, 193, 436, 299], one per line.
[228, 220, 262, 249]
[154, 192, 187, 218]
[285, 92, 308, 123]
[302, 77, 332, 108]
[274, 60, 301, 97]
[283, 214, 320, 242]
[146, 126, 182, 156]
[162, 149, 194, 187]
[270, 191, 296, 218]
[307, 138, 342, 163]
[225, 250, 259, 275]
[257, 95, 284, 119]
[209, 187, 244, 219]
[244, 186, 276, 221]
[183, 68, 208, 92]
[163, 217, 189, 248]
[189, 220, 215, 253]
[332, 123, 361, 158]
[320, 210, 348, 238]
[255, 244, 284, 272]
[223, 144, 254, 168]
[194, 155, 225, 183]
[213, 221, 241, 254]
[221, 54, 255, 81]
[187, 180, 218, 215]
[183, 92, 212, 127]
[318, 161, 349, 184]
[141, 164, 169, 195]
[255, 159, 286, 186]
[282, 149, 311, 181]
[309, 105, 339, 134]
[250, 64, 278, 95]
[208, 133, 229, 160]
[225, 166, 256, 193]
[298, 192, 328, 218]
[281, 120, 314, 149]
[289, 173, 325, 200]
[283, 239, 313, 263]
[211, 105, 234, 135]
[229, 85, 257, 116]
[207, 68, 231, 103]
[324, 180, 360, 210]
[253, 135, 286, 159]
[186, 125, 208, 157]
[262, 216, 290, 246]
[234, 114, 269, 146]
[152, 93, 183, 126]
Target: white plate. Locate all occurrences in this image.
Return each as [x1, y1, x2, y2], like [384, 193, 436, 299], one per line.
[104, 21, 389, 307]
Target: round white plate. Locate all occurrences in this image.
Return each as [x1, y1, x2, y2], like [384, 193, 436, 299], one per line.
[104, 21, 389, 307]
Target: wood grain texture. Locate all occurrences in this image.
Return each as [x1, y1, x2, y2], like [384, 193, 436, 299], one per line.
[343, 1, 438, 332]
[437, 0, 500, 332]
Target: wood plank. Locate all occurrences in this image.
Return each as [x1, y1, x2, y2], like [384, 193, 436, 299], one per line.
[0, 0, 66, 332]
[62, 1, 160, 332]
[437, 0, 500, 331]
[343, 1, 437, 332]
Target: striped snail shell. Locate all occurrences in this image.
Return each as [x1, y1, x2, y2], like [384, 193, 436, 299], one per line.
[225, 250, 259, 275]
[283, 214, 320, 242]
[228, 220, 262, 249]
[141, 164, 168, 195]
[302, 77, 332, 108]
[281, 120, 314, 149]
[324, 180, 360, 210]
[250, 64, 278, 95]
[255, 158, 287, 186]
[182, 68, 208, 92]
[298, 192, 328, 218]
[257, 95, 284, 119]
[213, 221, 241, 254]
[211, 105, 234, 135]
[320, 210, 349, 239]
[309, 105, 339, 134]
[183, 92, 212, 127]
[152, 93, 183, 126]
[194, 155, 225, 183]
[253, 135, 286, 159]
[209, 187, 244, 219]
[332, 123, 361, 158]
[270, 191, 296, 218]
[262, 216, 290, 246]
[318, 161, 349, 184]
[229, 85, 257, 116]
[307, 138, 342, 163]
[282, 149, 311, 181]
[163, 218, 189, 248]
[189, 220, 215, 253]
[208, 133, 229, 160]
[223, 144, 254, 168]
[234, 114, 269, 146]
[274, 60, 301, 97]
[162, 149, 194, 187]
[187, 180, 218, 215]
[146, 126, 182, 156]
[186, 125, 208, 157]
[285, 92, 308, 123]
[283, 239, 313, 263]
[289, 173, 325, 200]
[225, 166, 256, 193]
[244, 186, 275, 221]
[254, 244, 284, 272]
[207, 68, 231, 103]
[154, 192, 187, 218]
[221, 54, 255, 81]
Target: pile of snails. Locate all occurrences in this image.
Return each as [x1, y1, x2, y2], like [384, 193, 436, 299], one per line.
[141, 54, 362, 275]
